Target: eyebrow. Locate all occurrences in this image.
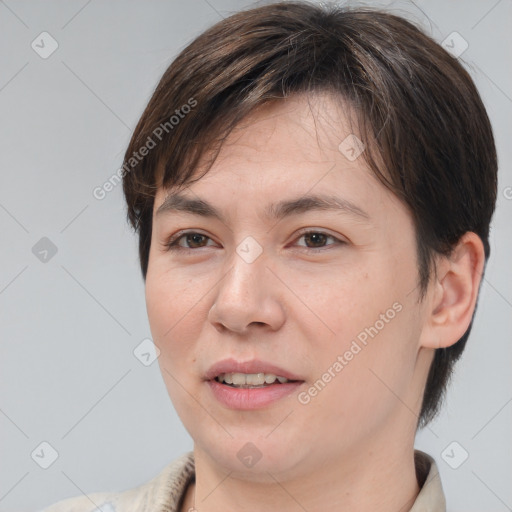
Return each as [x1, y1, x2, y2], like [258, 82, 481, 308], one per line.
[155, 192, 370, 223]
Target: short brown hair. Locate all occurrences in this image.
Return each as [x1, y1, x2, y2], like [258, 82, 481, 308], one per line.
[122, 1, 498, 428]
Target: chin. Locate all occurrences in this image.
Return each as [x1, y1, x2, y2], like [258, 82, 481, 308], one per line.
[198, 434, 306, 480]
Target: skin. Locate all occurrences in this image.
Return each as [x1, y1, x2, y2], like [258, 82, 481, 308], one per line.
[145, 92, 485, 512]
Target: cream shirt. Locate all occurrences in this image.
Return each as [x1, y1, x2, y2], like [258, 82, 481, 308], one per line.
[40, 450, 446, 511]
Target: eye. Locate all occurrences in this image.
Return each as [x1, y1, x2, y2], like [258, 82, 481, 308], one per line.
[163, 229, 346, 253]
[292, 229, 346, 251]
[163, 231, 216, 251]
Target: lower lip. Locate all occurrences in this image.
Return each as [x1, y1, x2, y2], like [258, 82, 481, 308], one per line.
[207, 379, 303, 410]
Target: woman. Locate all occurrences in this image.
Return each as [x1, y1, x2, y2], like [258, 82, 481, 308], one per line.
[41, 1, 497, 511]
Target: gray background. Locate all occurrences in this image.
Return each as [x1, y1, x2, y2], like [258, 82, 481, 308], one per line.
[0, 0, 510, 511]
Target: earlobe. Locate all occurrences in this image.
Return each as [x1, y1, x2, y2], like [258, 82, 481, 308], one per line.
[420, 232, 485, 350]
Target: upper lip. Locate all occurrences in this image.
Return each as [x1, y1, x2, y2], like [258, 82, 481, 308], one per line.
[204, 358, 304, 382]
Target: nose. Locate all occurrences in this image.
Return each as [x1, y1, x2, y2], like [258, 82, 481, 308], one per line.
[207, 250, 286, 335]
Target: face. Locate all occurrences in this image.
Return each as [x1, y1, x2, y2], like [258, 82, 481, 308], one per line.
[145, 93, 433, 481]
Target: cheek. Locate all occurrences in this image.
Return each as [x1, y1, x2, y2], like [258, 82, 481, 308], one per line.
[145, 270, 203, 413]
[301, 310, 416, 442]
[299, 263, 418, 415]
[145, 274, 171, 341]
[289, 263, 386, 352]
[145, 267, 200, 357]
[146, 251, 207, 321]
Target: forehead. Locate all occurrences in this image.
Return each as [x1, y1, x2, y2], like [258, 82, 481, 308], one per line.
[215, 92, 358, 159]
[153, 92, 402, 222]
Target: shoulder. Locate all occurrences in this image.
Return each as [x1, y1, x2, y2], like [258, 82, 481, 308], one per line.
[39, 452, 195, 512]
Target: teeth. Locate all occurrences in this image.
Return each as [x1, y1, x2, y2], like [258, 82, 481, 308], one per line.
[216, 372, 290, 387]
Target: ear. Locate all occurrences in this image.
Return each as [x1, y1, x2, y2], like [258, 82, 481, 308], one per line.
[419, 232, 486, 350]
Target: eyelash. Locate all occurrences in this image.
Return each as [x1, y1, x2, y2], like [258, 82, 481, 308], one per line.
[163, 229, 346, 253]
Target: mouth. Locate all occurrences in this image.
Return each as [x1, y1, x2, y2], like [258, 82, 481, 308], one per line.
[214, 372, 301, 389]
[204, 358, 305, 409]
[205, 358, 304, 385]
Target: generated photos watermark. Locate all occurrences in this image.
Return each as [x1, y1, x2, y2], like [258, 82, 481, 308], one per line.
[92, 97, 197, 200]
[297, 301, 403, 405]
